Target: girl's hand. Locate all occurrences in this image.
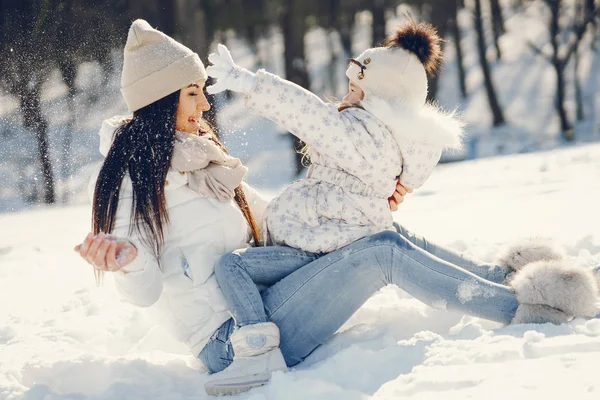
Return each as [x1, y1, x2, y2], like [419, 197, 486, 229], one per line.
[206, 44, 256, 94]
[74, 233, 138, 272]
[388, 182, 413, 211]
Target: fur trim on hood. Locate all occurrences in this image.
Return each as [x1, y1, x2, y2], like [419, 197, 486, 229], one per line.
[98, 115, 130, 157]
[361, 95, 464, 151]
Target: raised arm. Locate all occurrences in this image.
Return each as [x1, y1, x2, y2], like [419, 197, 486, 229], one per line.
[206, 44, 350, 152]
[245, 70, 350, 150]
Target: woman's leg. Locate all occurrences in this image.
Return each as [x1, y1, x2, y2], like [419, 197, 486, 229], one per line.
[214, 246, 320, 326]
[199, 318, 235, 373]
[261, 230, 519, 367]
[393, 223, 511, 283]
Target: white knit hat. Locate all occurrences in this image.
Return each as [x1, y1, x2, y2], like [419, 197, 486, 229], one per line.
[346, 21, 441, 107]
[121, 19, 207, 113]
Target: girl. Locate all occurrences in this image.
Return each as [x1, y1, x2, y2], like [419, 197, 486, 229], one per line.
[207, 21, 464, 254]
[202, 20, 598, 395]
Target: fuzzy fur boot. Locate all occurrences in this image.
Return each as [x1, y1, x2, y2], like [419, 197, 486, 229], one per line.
[511, 259, 600, 324]
[496, 237, 564, 272]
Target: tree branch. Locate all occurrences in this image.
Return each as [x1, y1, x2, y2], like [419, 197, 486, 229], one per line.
[527, 41, 552, 61]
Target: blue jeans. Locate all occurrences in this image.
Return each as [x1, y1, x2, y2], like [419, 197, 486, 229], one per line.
[201, 225, 517, 373]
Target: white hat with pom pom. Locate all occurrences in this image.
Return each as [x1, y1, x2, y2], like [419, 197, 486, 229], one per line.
[346, 20, 442, 107]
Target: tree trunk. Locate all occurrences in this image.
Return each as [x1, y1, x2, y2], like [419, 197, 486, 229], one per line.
[426, 0, 452, 101]
[282, 0, 310, 175]
[339, 12, 353, 58]
[555, 63, 572, 135]
[574, 45, 584, 121]
[451, 0, 467, 98]
[372, 0, 386, 47]
[327, 0, 341, 97]
[474, 0, 505, 126]
[490, 0, 505, 59]
[586, 0, 596, 49]
[548, 0, 573, 139]
[157, 0, 176, 36]
[574, 0, 585, 122]
[20, 85, 55, 204]
[195, 1, 219, 132]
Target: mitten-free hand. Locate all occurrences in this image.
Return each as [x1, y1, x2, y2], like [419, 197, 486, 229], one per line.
[206, 44, 256, 94]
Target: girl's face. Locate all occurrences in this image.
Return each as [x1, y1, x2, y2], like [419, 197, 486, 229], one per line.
[175, 80, 211, 133]
[341, 81, 365, 107]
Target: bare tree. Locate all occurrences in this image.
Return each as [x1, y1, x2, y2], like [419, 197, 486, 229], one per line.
[372, 0, 386, 46]
[528, 0, 595, 140]
[280, 0, 312, 175]
[450, 0, 468, 98]
[326, 0, 342, 96]
[490, 0, 505, 59]
[1, 1, 58, 203]
[424, 0, 454, 101]
[586, 0, 597, 49]
[0, 0, 127, 204]
[474, 0, 505, 126]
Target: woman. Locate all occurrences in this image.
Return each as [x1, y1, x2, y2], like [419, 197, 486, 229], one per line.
[76, 20, 600, 397]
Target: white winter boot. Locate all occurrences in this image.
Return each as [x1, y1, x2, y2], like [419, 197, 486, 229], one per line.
[204, 322, 288, 396]
[510, 259, 600, 324]
[496, 237, 564, 273]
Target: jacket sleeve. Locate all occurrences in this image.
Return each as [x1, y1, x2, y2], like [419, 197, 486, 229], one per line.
[398, 141, 443, 190]
[111, 224, 164, 308]
[245, 70, 354, 154]
[85, 164, 163, 307]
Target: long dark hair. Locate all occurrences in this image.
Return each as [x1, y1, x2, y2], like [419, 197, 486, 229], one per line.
[92, 91, 260, 283]
[92, 91, 179, 283]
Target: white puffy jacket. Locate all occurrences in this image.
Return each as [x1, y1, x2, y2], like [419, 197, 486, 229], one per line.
[90, 117, 268, 356]
[246, 70, 463, 253]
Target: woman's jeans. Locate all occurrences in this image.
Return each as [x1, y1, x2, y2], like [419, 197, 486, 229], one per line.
[200, 225, 518, 373]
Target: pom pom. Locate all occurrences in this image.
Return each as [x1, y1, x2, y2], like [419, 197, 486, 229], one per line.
[383, 21, 442, 75]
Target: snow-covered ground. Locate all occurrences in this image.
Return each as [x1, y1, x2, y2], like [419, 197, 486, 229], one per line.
[1, 1, 600, 398]
[1, 142, 600, 400]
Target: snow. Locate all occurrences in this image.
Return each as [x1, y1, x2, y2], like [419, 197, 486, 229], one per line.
[2, 142, 600, 399]
[1, 1, 600, 398]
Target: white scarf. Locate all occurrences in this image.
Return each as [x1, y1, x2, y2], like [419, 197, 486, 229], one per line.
[172, 131, 248, 202]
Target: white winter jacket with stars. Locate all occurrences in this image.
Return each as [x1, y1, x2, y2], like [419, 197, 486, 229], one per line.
[246, 70, 463, 253]
[89, 117, 268, 356]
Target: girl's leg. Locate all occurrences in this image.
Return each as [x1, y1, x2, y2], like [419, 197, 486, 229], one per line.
[393, 223, 511, 283]
[214, 245, 320, 326]
[204, 247, 322, 394]
[261, 230, 518, 367]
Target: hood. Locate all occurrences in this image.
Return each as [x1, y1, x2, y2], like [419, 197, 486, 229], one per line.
[92, 115, 189, 199]
[98, 115, 131, 157]
[361, 95, 464, 151]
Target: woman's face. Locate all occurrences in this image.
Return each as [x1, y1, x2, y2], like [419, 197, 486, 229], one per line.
[341, 80, 365, 107]
[175, 80, 211, 133]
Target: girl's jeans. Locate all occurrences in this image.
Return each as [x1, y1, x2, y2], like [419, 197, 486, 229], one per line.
[201, 225, 517, 373]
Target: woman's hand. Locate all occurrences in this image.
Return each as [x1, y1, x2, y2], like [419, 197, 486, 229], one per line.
[388, 182, 413, 211]
[206, 44, 256, 94]
[74, 233, 138, 272]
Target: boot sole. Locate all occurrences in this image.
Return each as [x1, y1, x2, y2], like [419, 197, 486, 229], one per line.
[205, 373, 270, 396]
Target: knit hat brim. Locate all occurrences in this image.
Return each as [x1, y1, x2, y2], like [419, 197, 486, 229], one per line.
[121, 53, 207, 113]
